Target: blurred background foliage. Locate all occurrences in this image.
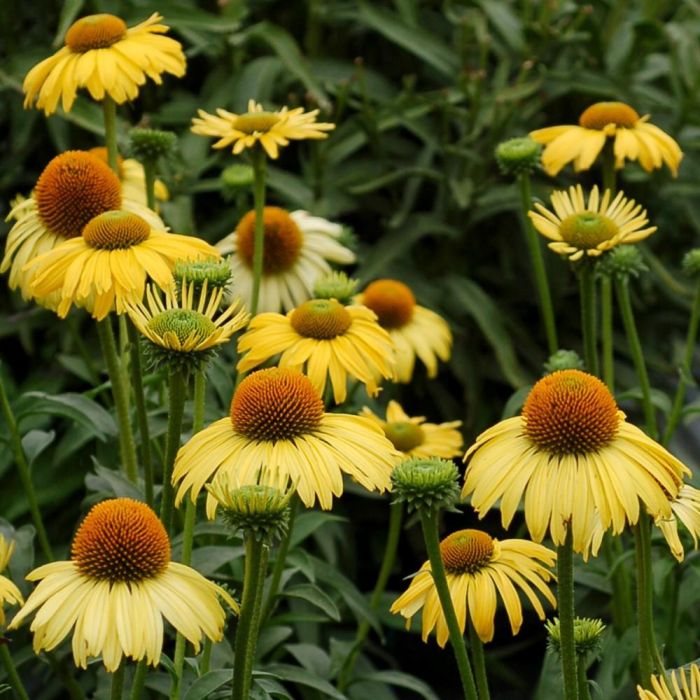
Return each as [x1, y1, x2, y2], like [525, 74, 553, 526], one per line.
[2, 0, 700, 698]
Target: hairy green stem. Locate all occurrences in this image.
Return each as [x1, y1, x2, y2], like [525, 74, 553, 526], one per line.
[249, 147, 267, 316]
[419, 511, 478, 700]
[103, 96, 119, 173]
[579, 264, 598, 376]
[232, 535, 269, 700]
[602, 535, 633, 634]
[557, 530, 579, 700]
[160, 369, 187, 531]
[337, 502, 404, 691]
[600, 277, 615, 391]
[129, 660, 147, 700]
[469, 619, 490, 700]
[143, 159, 157, 211]
[201, 640, 212, 674]
[577, 658, 592, 700]
[0, 644, 29, 700]
[634, 519, 654, 686]
[601, 145, 617, 194]
[110, 662, 125, 700]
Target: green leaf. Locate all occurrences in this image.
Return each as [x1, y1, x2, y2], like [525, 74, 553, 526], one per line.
[285, 643, 331, 678]
[476, 0, 525, 53]
[183, 670, 230, 700]
[284, 583, 341, 621]
[265, 664, 346, 699]
[356, 670, 439, 700]
[190, 546, 242, 576]
[290, 512, 346, 548]
[85, 464, 144, 501]
[52, 0, 84, 47]
[21, 430, 55, 467]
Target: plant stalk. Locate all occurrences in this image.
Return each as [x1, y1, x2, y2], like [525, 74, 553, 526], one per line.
[143, 160, 157, 211]
[557, 529, 579, 700]
[634, 518, 655, 687]
[249, 147, 267, 316]
[579, 263, 598, 376]
[129, 661, 147, 700]
[469, 618, 490, 700]
[160, 369, 187, 531]
[0, 644, 30, 700]
[600, 276, 615, 391]
[102, 96, 119, 173]
[110, 662, 125, 700]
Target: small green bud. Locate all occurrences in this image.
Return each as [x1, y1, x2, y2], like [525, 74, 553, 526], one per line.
[128, 128, 177, 161]
[544, 349, 584, 374]
[495, 137, 542, 176]
[546, 617, 605, 659]
[221, 164, 254, 193]
[682, 249, 700, 277]
[313, 271, 359, 305]
[173, 257, 233, 294]
[596, 245, 647, 281]
[391, 457, 460, 514]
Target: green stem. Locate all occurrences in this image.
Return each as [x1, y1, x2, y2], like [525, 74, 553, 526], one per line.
[519, 172, 558, 355]
[249, 147, 267, 316]
[97, 318, 138, 482]
[664, 564, 682, 664]
[615, 280, 658, 439]
[143, 159, 157, 211]
[232, 534, 269, 700]
[634, 519, 654, 686]
[102, 96, 119, 173]
[0, 370, 53, 561]
[127, 322, 152, 505]
[337, 502, 404, 691]
[557, 529, 579, 700]
[160, 369, 187, 531]
[601, 144, 617, 194]
[663, 279, 700, 445]
[577, 657, 592, 700]
[600, 276, 615, 391]
[66, 315, 100, 385]
[419, 511, 478, 700]
[579, 264, 598, 376]
[111, 662, 125, 700]
[47, 654, 85, 700]
[201, 640, 212, 674]
[0, 644, 29, 700]
[602, 535, 633, 634]
[468, 619, 490, 700]
[129, 660, 147, 700]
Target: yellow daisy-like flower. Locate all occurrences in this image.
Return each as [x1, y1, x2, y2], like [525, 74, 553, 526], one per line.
[216, 207, 356, 313]
[237, 299, 395, 404]
[191, 99, 335, 159]
[462, 370, 689, 555]
[173, 368, 399, 515]
[360, 400, 462, 460]
[2, 151, 164, 305]
[655, 484, 700, 563]
[356, 279, 451, 383]
[0, 535, 24, 627]
[638, 663, 700, 699]
[528, 185, 656, 262]
[23, 13, 186, 116]
[390, 529, 556, 645]
[9, 498, 236, 671]
[530, 101, 683, 176]
[26, 210, 219, 320]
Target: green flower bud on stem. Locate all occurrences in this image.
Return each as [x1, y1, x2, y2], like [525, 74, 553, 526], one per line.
[682, 249, 700, 277]
[391, 457, 460, 514]
[173, 257, 233, 295]
[128, 128, 177, 161]
[596, 245, 647, 281]
[495, 137, 542, 176]
[313, 271, 359, 305]
[546, 617, 605, 659]
[544, 349, 584, 374]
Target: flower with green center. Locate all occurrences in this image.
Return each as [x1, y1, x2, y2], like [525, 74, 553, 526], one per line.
[191, 99, 335, 159]
[528, 185, 656, 262]
[495, 137, 542, 176]
[638, 663, 700, 699]
[390, 529, 556, 645]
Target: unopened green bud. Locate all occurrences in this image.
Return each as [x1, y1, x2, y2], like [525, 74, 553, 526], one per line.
[597, 245, 647, 281]
[128, 128, 177, 161]
[391, 457, 460, 514]
[682, 249, 700, 277]
[173, 257, 232, 294]
[313, 271, 359, 305]
[495, 137, 542, 176]
[546, 617, 605, 659]
[221, 164, 254, 191]
[544, 349, 584, 374]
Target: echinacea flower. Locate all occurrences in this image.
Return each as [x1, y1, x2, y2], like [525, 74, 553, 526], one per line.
[2, 151, 163, 305]
[356, 279, 451, 383]
[23, 13, 186, 116]
[462, 370, 689, 555]
[530, 101, 683, 176]
[236, 299, 396, 403]
[361, 400, 463, 460]
[0, 535, 23, 626]
[638, 663, 700, 699]
[529, 185, 656, 262]
[9, 498, 236, 671]
[173, 368, 399, 514]
[216, 207, 355, 313]
[191, 99, 335, 159]
[26, 210, 219, 320]
[391, 529, 556, 645]
[654, 484, 700, 563]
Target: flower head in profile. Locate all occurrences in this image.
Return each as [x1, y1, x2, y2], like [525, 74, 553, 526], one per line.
[26, 211, 219, 320]
[390, 529, 556, 645]
[462, 370, 689, 555]
[237, 299, 396, 404]
[638, 663, 700, 699]
[173, 368, 399, 515]
[216, 207, 355, 313]
[530, 101, 683, 176]
[356, 279, 452, 383]
[192, 99, 335, 159]
[361, 400, 462, 461]
[654, 484, 700, 563]
[0, 535, 23, 626]
[23, 13, 186, 116]
[529, 185, 656, 262]
[2, 151, 163, 306]
[9, 498, 236, 671]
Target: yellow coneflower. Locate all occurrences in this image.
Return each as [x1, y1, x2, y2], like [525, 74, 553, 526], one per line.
[356, 279, 451, 383]
[173, 368, 399, 515]
[236, 298, 396, 403]
[391, 529, 556, 645]
[0, 535, 23, 626]
[462, 370, 689, 555]
[9, 498, 235, 671]
[530, 101, 683, 176]
[528, 185, 656, 262]
[216, 207, 355, 313]
[638, 663, 700, 699]
[23, 13, 186, 115]
[655, 484, 700, 563]
[191, 99, 335, 159]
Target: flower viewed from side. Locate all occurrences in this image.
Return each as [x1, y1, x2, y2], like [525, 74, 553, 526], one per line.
[390, 529, 556, 645]
[216, 207, 355, 313]
[529, 185, 656, 262]
[2, 151, 163, 305]
[0, 535, 23, 626]
[26, 211, 219, 320]
[530, 101, 683, 176]
[356, 279, 451, 383]
[173, 368, 399, 514]
[654, 484, 700, 563]
[361, 400, 463, 460]
[462, 370, 689, 554]
[236, 299, 396, 403]
[23, 13, 186, 116]
[9, 498, 236, 671]
[638, 663, 700, 699]
[191, 99, 335, 158]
